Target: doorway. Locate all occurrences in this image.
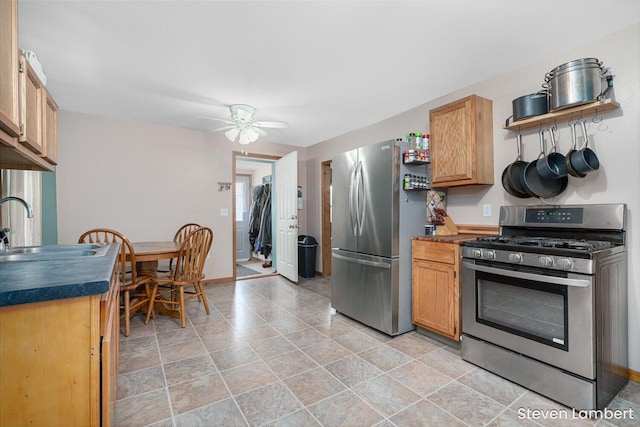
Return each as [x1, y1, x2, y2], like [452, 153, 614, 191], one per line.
[233, 153, 278, 280]
[321, 160, 332, 277]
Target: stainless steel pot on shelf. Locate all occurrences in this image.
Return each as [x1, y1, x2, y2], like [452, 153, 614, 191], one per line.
[545, 58, 612, 112]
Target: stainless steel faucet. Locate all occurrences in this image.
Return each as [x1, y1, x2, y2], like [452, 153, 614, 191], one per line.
[0, 196, 34, 251]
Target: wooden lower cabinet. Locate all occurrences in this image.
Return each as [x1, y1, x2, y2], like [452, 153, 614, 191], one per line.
[412, 240, 460, 341]
[0, 269, 119, 426]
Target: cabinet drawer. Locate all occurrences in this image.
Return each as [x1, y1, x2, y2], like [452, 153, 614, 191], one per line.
[412, 241, 457, 264]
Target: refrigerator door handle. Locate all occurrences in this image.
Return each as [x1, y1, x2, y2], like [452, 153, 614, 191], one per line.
[332, 252, 391, 269]
[349, 165, 358, 236]
[356, 161, 366, 236]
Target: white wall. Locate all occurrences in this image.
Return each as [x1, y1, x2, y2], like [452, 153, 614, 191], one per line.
[250, 163, 273, 185]
[306, 24, 640, 371]
[56, 112, 306, 280]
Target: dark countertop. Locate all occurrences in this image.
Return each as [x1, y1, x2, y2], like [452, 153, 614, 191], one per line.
[0, 243, 119, 307]
[412, 233, 494, 244]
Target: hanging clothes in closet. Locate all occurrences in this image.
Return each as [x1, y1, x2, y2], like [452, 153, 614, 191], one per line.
[248, 183, 272, 258]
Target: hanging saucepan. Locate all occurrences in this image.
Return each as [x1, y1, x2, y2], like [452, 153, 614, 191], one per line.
[566, 122, 587, 178]
[502, 133, 530, 198]
[507, 133, 531, 197]
[521, 130, 568, 198]
[569, 120, 600, 175]
[536, 125, 568, 180]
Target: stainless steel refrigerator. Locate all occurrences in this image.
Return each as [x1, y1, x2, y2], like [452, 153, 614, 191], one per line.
[331, 139, 425, 336]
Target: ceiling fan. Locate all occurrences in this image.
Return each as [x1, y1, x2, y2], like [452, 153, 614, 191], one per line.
[199, 104, 288, 145]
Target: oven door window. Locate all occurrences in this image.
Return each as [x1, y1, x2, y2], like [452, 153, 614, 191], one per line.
[476, 271, 568, 350]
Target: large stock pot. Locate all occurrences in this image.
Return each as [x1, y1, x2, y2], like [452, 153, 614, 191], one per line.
[545, 58, 611, 111]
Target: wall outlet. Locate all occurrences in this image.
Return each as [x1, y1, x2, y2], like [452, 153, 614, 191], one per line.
[220, 208, 229, 216]
[483, 204, 492, 217]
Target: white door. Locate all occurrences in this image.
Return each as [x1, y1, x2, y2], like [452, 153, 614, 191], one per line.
[235, 175, 251, 261]
[275, 151, 298, 282]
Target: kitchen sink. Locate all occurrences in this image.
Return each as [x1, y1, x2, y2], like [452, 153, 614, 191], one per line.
[0, 244, 109, 262]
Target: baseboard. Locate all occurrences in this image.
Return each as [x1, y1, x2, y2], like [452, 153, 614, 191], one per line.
[629, 368, 640, 383]
[204, 277, 234, 284]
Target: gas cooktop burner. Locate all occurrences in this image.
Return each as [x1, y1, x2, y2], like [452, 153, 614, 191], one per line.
[475, 236, 613, 252]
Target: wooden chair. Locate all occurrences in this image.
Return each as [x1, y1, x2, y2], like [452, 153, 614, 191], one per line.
[169, 223, 200, 271]
[78, 228, 153, 337]
[157, 223, 201, 273]
[146, 227, 213, 328]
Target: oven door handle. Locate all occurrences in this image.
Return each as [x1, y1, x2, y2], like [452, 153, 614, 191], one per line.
[462, 261, 591, 288]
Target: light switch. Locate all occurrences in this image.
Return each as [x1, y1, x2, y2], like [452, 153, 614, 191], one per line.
[483, 204, 492, 217]
[220, 208, 229, 216]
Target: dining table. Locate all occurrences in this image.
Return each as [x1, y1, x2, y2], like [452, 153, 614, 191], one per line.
[131, 241, 181, 319]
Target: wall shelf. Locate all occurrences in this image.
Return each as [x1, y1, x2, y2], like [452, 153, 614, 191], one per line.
[404, 160, 430, 165]
[503, 98, 620, 132]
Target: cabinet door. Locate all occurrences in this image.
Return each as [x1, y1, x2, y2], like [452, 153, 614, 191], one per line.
[0, 296, 101, 426]
[42, 89, 58, 164]
[429, 95, 494, 187]
[0, 0, 20, 141]
[412, 258, 460, 340]
[430, 97, 475, 184]
[18, 55, 45, 154]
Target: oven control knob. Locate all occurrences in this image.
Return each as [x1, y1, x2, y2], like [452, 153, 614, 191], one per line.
[481, 250, 495, 259]
[471, 249, 482, 258]
[508, 253, 522, 263]
[557, 258, 573, 270]
[539, 256, 554, 267]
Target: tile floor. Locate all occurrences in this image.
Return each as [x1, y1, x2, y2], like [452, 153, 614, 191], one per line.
[116, 275, 640, 427]
[236, 258, 277, 278]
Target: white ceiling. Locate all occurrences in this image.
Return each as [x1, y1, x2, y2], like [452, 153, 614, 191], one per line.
[18, 0, 640, 148]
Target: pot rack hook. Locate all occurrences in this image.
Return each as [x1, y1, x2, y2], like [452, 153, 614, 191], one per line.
[594, 109, 609, 132]
[568, 111, 583, 128]
[592, 109, 602, 124]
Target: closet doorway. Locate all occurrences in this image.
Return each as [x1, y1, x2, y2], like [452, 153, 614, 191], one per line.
[233, 152, 279, 280]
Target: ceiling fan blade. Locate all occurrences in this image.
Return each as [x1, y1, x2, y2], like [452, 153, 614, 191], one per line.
[253, 120, 289, 129]
[197, 115, 234, 124]
[252, 127, 268, 137]
[213, 125, 236, 132]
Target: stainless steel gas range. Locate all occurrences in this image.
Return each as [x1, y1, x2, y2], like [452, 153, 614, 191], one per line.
[461, 204, 628, 410]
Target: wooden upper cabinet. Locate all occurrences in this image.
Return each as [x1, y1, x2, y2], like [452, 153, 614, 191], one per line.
[42, 89, 58, 164]
[0, 0, 56, 171]
[429, 94, 494, 187]
[0, 0, 20, 142]
[18, 53, 45, 154]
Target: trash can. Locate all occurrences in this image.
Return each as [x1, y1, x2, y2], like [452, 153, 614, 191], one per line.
[298, 235, 318, 278]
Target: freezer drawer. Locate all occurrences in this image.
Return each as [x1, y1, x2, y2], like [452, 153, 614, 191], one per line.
[331, 249, 400, 335]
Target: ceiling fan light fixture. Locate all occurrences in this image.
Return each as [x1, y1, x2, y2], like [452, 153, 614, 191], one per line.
[238, 127, 260, 145]
[225, 127, 240, 142]
[204, 104, 286, 146]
